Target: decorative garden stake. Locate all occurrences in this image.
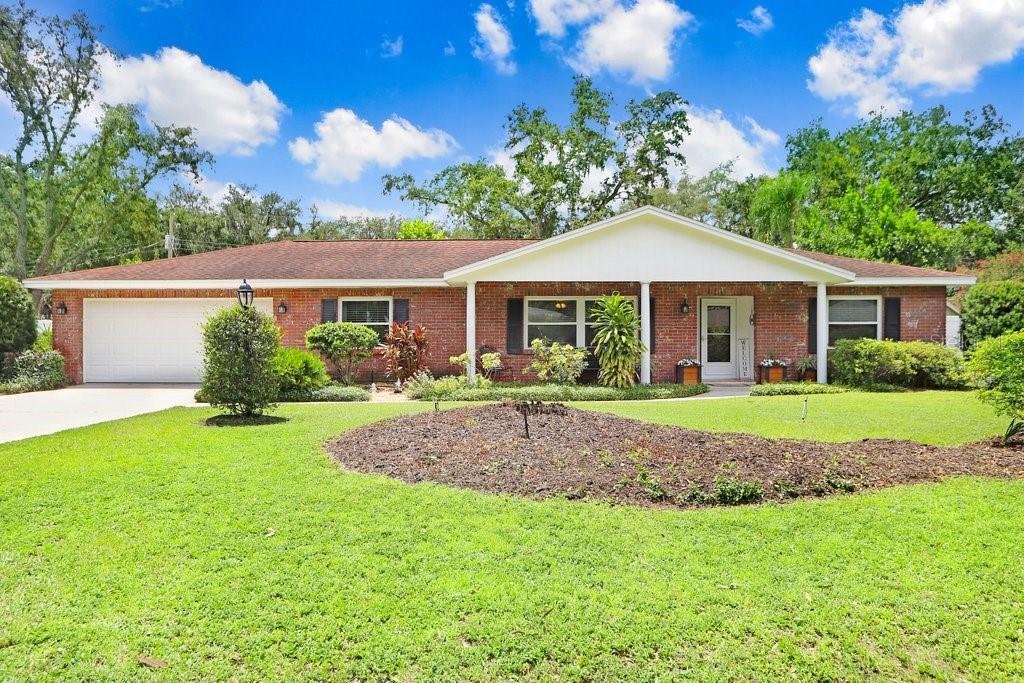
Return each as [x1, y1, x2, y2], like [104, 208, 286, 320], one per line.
[802, 396, 809, 421]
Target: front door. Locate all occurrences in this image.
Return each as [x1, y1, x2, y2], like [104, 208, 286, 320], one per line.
[701, 298, 737, 380]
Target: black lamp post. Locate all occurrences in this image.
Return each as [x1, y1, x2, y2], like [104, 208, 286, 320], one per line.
[236, 279, 254, 309]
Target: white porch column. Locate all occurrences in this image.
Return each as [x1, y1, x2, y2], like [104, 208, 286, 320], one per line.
[816, 282, 828, 384]
[466, 282, 477, 384]
[640, 281, 651, 385]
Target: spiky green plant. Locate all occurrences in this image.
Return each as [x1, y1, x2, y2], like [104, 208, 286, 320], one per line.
[590, 293, 645, 388]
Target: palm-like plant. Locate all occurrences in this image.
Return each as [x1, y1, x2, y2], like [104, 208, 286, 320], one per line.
[590, 293, 645, 388]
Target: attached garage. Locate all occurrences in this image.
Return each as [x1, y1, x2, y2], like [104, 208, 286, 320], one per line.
[83, 298, 272, 383]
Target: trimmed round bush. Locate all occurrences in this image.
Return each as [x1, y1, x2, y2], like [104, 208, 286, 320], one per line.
[831, 339, 917, 387]
[832, 338, 967, 389]
[305, 322, 379, 384]
[200, 306, 281, 416]
[0, 276, 37, 353]
[961, 280, 1024, 347]
[273, 347, 330, 397]
[968, 330, 1024, 443]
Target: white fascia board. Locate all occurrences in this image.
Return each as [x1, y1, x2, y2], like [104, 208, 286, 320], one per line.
[22, 278, 451, 290]
[443, 206, 855, 282]
[840, 276, 976, 287]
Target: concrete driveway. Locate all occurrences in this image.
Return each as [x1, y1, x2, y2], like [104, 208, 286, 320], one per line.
[0, 384, 197, 444]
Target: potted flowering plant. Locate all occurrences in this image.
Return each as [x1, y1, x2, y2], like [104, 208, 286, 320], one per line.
[675, 358, 702, 385]
[758, 357, 787, 384]
[796, 355, 817, 382]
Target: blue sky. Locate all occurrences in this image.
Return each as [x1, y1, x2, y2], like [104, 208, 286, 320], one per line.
[17, 0, 1024, 220]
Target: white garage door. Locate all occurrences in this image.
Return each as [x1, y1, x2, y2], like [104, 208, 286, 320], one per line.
[83, 298, 273, 383]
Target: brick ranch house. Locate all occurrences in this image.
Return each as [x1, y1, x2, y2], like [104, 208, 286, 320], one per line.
[25, 207, 974, 385]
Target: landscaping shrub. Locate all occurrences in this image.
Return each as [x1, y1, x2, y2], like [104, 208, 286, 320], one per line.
[298, 385, 370, 402]
[383, 322, 428, 385]
[0, 350, 66, 394]
[273, 347, 330, 395]
[427, 382, 707, 402]
[750, 382, 851, 396]
[403, 371, 491, 400]
[831, 339, 966, 389]
[32, 329, 52, 351]
[524, 338, 588, 384]
[200, 306, 280, 416]
[961, 280, 1024, 347]
[968, 330, 1024, 444]
[305, 322, 379, 384]
[901, 340, 967, 388]
[0, 276, 37, 353]
[590, 293, 644, 387]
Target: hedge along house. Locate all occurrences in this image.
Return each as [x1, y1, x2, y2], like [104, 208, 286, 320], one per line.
[25, 207, 974, 385]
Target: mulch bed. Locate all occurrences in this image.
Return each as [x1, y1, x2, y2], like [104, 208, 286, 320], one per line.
[325, 402, 1024, 509]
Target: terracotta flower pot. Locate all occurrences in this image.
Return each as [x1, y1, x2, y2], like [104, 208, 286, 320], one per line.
[760, 366, 785, 384]
[802, 369, 817, 383]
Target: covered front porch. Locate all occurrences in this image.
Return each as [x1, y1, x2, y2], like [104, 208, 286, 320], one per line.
[459, 280, 833, 385]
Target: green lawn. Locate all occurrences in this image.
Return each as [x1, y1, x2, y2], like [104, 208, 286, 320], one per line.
[586, 390, 1005, 445]
[1, 398, 1022, 680]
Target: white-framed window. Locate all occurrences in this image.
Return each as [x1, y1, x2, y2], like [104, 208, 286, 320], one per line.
[827, 295, 881, 348]
[524, 296, 637, 348]
[340, 296, 392, 341]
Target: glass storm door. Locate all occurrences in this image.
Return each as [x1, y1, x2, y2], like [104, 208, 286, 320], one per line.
[701, 298, 737, 380]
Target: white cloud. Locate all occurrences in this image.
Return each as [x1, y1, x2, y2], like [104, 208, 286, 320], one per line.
[87, 47, 285, 156]
[682, 108, 780, 178]
[443, 40, 457, 56]
[473, 4, 517, 74]
[737, 6, 773, 36]
[189, 174, 234, 205]
[542, 0, 692, 84]
[312, 200, 398, 220]
[529, 0, 616, 37]
[289, 108, 457, 184]
[809, 0, 1024, 117]
[380, 35, 403, 58]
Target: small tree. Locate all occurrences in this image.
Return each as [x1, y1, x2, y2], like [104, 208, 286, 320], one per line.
[523, 339, 588, 384]
[305, 322, 379, 384]
[396, 218, 445, 240]
[0, 276, 37, 353]
[200, 306, 280, 416]
[590, 294, 645, 388]
[383, 322, 428, 385]
[968, 330, 1024, 444]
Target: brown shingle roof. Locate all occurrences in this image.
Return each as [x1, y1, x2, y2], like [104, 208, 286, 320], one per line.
[784, 248, 961, 278]
[33, 239, 536, 282]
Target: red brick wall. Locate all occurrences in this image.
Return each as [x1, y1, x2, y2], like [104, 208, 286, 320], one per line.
[52, 287, 467, 384]
[51, 283, 946, 384]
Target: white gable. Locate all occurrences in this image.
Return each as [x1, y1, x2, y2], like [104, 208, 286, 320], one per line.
[445, 208, 853, 284]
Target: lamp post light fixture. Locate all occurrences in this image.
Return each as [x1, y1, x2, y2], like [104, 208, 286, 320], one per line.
[277, 301, 288, 315]
[236, 279, 254, 309]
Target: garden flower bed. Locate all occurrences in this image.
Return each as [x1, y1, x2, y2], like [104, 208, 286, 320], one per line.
[326, 402, 1024, 509]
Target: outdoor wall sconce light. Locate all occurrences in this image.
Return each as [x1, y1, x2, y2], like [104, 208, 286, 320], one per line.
[236, 279, 254, 309]
[55, 302, 67, 315]
[277, 301, 288, 315]
[749, 311, 757, 326]
[679, 298, 690, 314]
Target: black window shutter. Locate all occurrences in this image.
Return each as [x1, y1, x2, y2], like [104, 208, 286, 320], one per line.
[506, 298, 524, 354]
[884, 297, 901, 340]
[807, 298, 817, 354]
[321, 298, 338, 323]
[393, 298, 410, 324]
[648, 297, 656, 354]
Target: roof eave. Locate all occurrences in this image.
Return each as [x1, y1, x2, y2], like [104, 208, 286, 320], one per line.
[844, 276, 976, 286]
[22, 278, 452, 290]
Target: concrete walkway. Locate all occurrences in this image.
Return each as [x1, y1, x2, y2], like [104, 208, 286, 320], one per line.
[691, 381, 755, 400]
[0, 384, 198, 444]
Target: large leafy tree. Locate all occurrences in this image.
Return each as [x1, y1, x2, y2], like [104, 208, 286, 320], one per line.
[749, 171, 813, 247]
[786, 106, 1024, 230]
[0, 5, 209, 278]
[383, 76, 690, 238]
